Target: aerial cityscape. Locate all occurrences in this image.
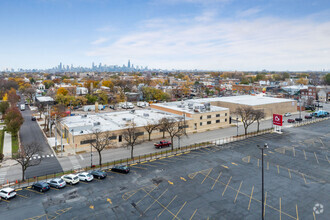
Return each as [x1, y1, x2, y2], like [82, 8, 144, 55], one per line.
[0, 0, 329, 219]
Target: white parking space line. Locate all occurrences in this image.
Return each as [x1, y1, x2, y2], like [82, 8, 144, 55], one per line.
[79, 155, 84, 160]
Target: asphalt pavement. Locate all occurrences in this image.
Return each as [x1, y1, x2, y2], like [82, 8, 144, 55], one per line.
[1, 119, 328, 219]
[18, 97, 63, 178]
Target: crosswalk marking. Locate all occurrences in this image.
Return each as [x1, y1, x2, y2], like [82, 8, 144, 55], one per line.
[0, 168, 8, 185]
[69, 156, 81, 170]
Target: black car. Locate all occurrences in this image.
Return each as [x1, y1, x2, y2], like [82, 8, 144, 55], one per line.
[32, 182, 50, 192]
[31, 116, 36, 121]
[111, 165, 130, 174]
[305, 105, 315, 111]
[295, 118, 303, 122]
[90, 170, 107, 179]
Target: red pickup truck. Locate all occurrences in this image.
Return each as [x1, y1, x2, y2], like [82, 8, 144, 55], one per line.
[154, 140, 172, 149]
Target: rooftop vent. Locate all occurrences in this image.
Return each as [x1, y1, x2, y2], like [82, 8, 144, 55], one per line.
[80, 131, 83, 134]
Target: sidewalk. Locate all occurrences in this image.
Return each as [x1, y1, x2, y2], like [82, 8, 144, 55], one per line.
[3, 131, 12, 159]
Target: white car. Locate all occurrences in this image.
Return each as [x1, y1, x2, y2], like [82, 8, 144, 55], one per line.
[77, 172, 94, 182]
[61, 174, 80, 185]
[0, 187, 16, 200]
[284, 113, 291, 117]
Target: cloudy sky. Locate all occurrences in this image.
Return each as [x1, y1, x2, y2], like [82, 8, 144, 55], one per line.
[1, 0, 330, 71]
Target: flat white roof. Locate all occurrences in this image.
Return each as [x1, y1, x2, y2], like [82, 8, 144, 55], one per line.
[36, 96, 54, 102]
[62, 109, 188, 135]
[193, 95, 296, 106]
[152, 100, 228, 114]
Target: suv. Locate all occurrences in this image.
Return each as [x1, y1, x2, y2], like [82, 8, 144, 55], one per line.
[284, 113, 291, 117]
[77, 172, 94, 182]
[111, 165, 130, 174]
[32, 182, 50, 192]
[0, 188, 16, 200]
[61, 174, 80, 185]
[295, 118, 303, 122]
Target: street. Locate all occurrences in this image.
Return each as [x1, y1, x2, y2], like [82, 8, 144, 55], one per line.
[18, 97, 63, 178]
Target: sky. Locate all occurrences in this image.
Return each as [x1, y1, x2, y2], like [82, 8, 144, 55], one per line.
[0, 0, 330, 71]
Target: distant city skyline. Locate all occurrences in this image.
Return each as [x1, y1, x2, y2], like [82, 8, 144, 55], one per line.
[0, 0, 330, 71]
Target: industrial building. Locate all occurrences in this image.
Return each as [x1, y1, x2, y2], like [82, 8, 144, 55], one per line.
[58, 100, 229, 150]
[193, 95, 297, 118]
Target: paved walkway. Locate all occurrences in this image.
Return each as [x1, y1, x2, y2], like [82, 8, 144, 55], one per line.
[3, 132, 12, 158]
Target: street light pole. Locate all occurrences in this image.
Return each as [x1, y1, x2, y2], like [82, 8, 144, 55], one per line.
[236, 117, 238, 136]
[258, 143, 268, 220]
[90, 144, 93, 168]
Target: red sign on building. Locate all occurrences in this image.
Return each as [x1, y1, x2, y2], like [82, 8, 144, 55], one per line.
[273, 114, 283, 126]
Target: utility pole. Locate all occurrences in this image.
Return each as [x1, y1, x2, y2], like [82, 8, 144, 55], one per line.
[90, 144, 93, 168]
[54, 114, 57, 152]
[236, 117, 238, 136]
[60, 123, 63, 157]
[48, 105, 51, 137]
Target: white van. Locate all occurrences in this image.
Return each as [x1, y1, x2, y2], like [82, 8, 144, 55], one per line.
[20, 104, 25, 111]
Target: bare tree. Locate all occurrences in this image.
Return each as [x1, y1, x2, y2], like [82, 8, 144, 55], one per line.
[144, 120, 159, 141]
[13, 142, 42, 181]
[37, 103, 45, 119]
[234, 106, 257, 135]
[123, 122, 141, 159]
[87, 129, 112, 166]
[158, 117, 169, 138]
[254, 110, 265, 132]
[165, 118, 185, 150]
[24, 87, 36, 104]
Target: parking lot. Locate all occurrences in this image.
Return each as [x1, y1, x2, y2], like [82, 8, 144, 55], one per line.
[0, 119, 329, 220]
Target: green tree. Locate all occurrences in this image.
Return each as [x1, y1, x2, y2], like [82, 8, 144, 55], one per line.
[325, 73, 330, 85]
[0, 101, 9, 117]
[86, 94, 98, 104]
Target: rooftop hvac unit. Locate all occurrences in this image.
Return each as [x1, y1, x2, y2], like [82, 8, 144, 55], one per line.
[188, 103, 194, 109]
[81, 115, 87, 118]
[80, 131, 83, 134]
[130, 110, 135, 114]
[93, 122, 101, 126]
[122, 118, 126, 121]
[204, 103, 211, 111]
[143, 113, 149, 117]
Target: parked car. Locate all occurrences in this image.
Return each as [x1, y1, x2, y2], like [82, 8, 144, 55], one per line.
[89, 170, 107, 179]
[305, 105, 315, 111]
[111, 165, 130, 174]
[77, 172, 94, 182]
[287, 119, 295, 123]
[295, 118, 303, 122]
[304, 114, 313, 119]
[47, 178, 66, 189]
[0, 187, 16, 200]
[61, 174, 80, 185]
[109, 104, 117, 110]
[284, 113, 291, 117]
[31, 116, 36, 121]
[154, 140, 172, 149]
[32, 182, 50, 192]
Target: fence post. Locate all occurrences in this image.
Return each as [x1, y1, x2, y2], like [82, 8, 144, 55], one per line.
[127, 158, 128, 165]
